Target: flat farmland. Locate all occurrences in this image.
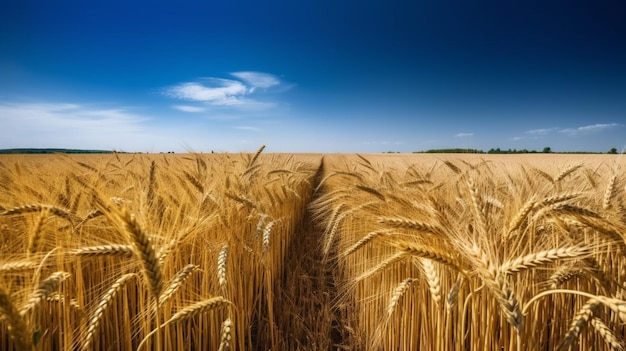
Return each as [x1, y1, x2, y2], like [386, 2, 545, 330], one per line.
[1, 152, 625, 350]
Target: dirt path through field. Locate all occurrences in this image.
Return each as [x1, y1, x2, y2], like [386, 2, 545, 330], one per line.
[266, 157, 350, 350]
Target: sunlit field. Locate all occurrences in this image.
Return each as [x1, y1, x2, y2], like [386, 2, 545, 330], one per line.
[1, 150, 625, 350]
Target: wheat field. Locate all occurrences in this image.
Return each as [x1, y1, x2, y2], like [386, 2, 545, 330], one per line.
[1, 149, 625, 350]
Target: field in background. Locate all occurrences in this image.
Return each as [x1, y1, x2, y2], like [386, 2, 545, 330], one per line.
[1, 151, 625, 350]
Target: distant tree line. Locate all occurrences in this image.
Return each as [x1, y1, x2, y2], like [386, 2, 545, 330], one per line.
[0, 148, 115, 154]
[411, 147, 623, 154]
[415, 148, 484, 154]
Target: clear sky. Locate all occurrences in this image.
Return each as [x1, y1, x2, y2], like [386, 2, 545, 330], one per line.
[1, 0, 625, 153]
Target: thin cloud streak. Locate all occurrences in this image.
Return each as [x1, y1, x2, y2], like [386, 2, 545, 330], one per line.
[455, 132, 474, 137]
[527, 128, 557, 135]
[560, 123, 621, 136]
[172, 105, 206, 112]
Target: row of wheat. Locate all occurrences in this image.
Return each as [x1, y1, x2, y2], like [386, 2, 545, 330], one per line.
[312, 154, 626, 350]
[0, 147, 321, 350]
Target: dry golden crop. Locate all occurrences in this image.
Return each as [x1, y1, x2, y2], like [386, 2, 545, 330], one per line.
[1, 151, 625, 350]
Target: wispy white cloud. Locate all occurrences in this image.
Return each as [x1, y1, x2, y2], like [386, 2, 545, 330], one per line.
[164, 72, 283, 109]
[164, 79, 248, 105]
[527, 128, 557, 135]
[455, 132, 474, 137]
[0, 102, 147, 130]
[172, 105, 206, 112]
[560, 123, 621, 136]
[0, 102, 150, 150]
[231, 72, 280, 90]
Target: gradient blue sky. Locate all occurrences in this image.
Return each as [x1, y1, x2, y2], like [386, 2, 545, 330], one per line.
[1, 0, 625, 153]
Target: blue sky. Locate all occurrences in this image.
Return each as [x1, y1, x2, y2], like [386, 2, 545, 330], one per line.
[1, 0, 625, 153]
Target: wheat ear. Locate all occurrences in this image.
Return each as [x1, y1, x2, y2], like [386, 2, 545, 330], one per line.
[473, 250, 523, 335]
[549, 266, 584, 289]
[388, 240, 468, 273]
[447, 273, 464, 313]
[218, 318, 232, 351]
[420, 258, 441, 304]
[248, 144, 266, 168]
[262, 221, 274, 255]
[355, 185, 385, 201]
[20, 271, 71, 316]
[107, 207, 164, 299]
[81, 273, 135, 351]
[1, 204, 76, 223]
[555, 164, 582, 183]
[341, 229, 392, 257]
[377, 216, 442, 235]
[557, 299, 599, 351]
[507, 199, 537, 235]
[218, 245, 228, 288]
[27, 207, 50, 254]
[592, 296, 626, 322]
[590, 317, 624, 351]
[500, 246, 590, 275]
[355, 252, 407, 282]
[387, 278, 416, 317]
[72, 245, 135, 258]
[158, 264, 200, 308]
[603, 175, 617, 210]
[0, 260, 38, 273]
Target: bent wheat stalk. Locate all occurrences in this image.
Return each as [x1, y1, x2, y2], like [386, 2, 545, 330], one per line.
[137, 296, 230, 351]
